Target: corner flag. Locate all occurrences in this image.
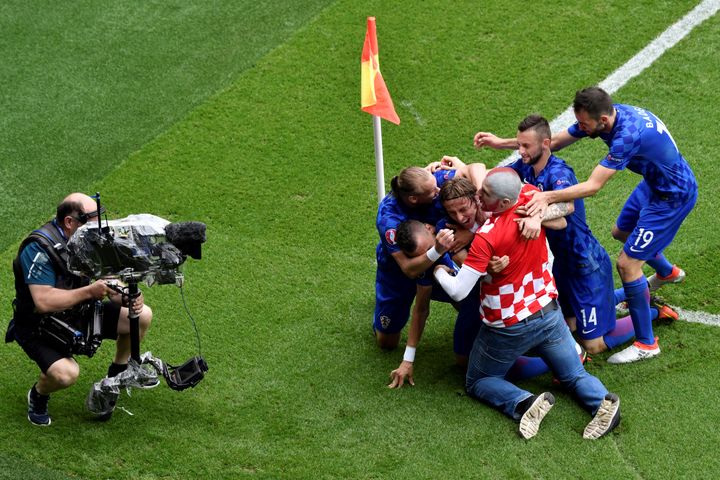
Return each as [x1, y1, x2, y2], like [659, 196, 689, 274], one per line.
[361, 17, 399, 203]
[361, 17, 400, 124]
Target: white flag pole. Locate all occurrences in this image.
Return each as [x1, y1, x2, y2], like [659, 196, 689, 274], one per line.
[372, 115, 385, 203]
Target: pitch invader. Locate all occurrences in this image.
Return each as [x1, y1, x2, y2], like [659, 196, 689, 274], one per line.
[518, 87, 697, 364]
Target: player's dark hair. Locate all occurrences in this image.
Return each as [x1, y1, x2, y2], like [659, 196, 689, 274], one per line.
[396, 220, 425, 255]
[518, 114, 551, 140]
[391, 166, 428, 199]
[56, 200, 84, 223]
[440, 177, 476, 203]
[573, 86, 614, 119]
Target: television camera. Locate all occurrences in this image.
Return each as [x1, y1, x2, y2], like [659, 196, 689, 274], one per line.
[65, 194, 209, 416]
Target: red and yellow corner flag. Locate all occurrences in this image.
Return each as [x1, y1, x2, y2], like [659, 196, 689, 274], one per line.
[361, 17, 400, 125]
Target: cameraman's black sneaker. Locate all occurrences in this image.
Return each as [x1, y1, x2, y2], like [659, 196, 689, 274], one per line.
[27, 385, 51, 426]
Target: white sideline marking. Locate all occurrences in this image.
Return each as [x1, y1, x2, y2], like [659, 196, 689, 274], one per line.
[501, 0, 720, 324]
[499, 0, 720, 166]
[674, 307, 720, 327]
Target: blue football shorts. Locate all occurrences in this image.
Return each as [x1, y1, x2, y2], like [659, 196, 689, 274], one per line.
[616, 180, 698, 261]
[554, 254, 616, 340]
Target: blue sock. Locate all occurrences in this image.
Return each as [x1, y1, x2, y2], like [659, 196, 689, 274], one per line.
[614, 287, 626, 305]
[646, 253, 673, 278]
[604, 315, 635, 350]
[505, 356, 550, 382]
[623, 277, 654, 345]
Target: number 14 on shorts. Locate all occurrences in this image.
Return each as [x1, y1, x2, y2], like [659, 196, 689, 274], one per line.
[580, 307, 597, 335]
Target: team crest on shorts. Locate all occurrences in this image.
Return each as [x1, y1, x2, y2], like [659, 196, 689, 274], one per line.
[385, 229, 397, 245]
[380, 315, 392, 329]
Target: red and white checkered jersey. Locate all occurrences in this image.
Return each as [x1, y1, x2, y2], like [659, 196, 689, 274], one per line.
[464, 184, 557, 327]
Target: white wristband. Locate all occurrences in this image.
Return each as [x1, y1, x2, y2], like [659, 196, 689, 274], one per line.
[425, 246, 441, 262]
[403, 346, 416, 362]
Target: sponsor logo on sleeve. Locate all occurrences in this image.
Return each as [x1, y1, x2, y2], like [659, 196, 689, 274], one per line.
[385, 229, 397, 245]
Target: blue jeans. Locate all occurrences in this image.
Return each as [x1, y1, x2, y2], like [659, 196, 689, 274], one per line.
[465, 307, 608, 419]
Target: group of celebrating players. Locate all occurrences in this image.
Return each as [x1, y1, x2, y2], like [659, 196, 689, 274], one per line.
[372, 86, 697, 439]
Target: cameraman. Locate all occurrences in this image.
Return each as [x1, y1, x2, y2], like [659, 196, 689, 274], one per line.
[9, 193, 154, 426]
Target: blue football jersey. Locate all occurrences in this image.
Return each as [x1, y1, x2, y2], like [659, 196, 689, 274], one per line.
[509, 155, 606, 274]
[568, 104, 697, 198]
[375, 169, 456, 272]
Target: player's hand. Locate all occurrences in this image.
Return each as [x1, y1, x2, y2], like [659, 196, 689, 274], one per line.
[514, 205, 529, 217]
[435, 228, 455, 254]
[425, 161, 442, 173]
[487, 255, 509, 274]
[440, 155, 465, 170]
[447, 227, 473, 253]
[388, 361, 415, 388]
[474, 131, 502, 149]
[514, 215, 542, 240]
[524, 190, 550, 218]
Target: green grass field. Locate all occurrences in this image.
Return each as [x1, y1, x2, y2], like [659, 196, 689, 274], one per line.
[1, 1, 719, 478]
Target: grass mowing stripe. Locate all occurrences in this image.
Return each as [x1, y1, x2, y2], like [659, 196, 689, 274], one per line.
[0, 0, 339, 253]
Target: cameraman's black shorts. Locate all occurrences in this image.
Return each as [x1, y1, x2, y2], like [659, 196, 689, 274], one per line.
[18, 302, 122, 374]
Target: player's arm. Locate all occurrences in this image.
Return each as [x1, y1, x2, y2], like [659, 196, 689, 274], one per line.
[433, 264, 483, 302]
[29, 281, 113, 314]
[388, 285, 431, 389]
[464, 162, 488, 191]
[514, 212, 567, 239]
[444, 224, 474, 254]
[391, 229, 455, 278]
[542, 216, 567, 230]
[473, 132, 518, 150]
[514, 199, 574, 238]
[439, 156, 487, 185]
[549, 129, 580, 151]
[524, 165, 617, 217]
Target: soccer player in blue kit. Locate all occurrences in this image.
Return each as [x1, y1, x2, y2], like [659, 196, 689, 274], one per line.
[374, 161, 486, 350]
[512, 87, 697, 364]
[474, 114, 677, 356]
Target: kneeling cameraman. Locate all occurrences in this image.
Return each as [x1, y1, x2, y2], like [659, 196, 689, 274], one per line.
[9, 193, 155, 426]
